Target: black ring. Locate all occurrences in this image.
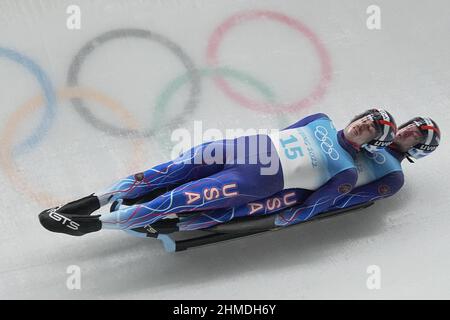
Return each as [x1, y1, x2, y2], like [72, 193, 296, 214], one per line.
[67, 28, 201, 138]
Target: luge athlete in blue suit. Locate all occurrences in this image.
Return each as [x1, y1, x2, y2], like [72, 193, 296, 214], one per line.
[174, 116, 440, 234]
[39, 109, 397, 237]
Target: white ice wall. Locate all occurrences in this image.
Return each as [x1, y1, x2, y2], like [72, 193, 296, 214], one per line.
[0, 0, 449, 299]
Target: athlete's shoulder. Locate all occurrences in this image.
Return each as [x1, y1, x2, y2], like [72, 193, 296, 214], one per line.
[283, 113, 331, 130]
[374, 170, 405, 196]
[304, 113, 331, 122]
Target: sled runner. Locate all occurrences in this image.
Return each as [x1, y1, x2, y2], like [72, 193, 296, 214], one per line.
[155, 201, 375, 252]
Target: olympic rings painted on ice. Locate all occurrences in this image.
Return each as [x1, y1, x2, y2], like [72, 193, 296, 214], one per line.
[0, 87, 145, 207]
[2, 10, 331, 146]
[0, 47, 57, 154]
[206, 10, 332, 113]
[0, 9, 333, 205]
[67, 28, 201, 138]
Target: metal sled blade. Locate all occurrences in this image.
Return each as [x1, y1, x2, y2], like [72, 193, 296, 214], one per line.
[161, 201, 375, 252]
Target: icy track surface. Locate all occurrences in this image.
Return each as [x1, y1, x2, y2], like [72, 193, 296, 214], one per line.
[0, 0, 449, 299]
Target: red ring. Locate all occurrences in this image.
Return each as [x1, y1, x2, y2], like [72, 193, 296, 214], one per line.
[206, 10, 332, 113]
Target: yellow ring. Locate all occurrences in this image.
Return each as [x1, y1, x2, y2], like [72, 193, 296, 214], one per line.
[0, 87, 145, 207]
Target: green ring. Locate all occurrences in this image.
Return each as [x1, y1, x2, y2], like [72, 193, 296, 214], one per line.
[153, 67, 289, 151]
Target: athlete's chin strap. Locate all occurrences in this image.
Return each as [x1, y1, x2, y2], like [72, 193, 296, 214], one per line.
[388, 143, 414, 163]
[405, 154, 415, 163]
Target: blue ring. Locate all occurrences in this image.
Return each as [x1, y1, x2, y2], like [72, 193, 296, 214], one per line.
[0, 47, 56, 155]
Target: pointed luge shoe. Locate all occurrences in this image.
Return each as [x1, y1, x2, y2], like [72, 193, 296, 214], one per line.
[38, 194, 102, 236]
